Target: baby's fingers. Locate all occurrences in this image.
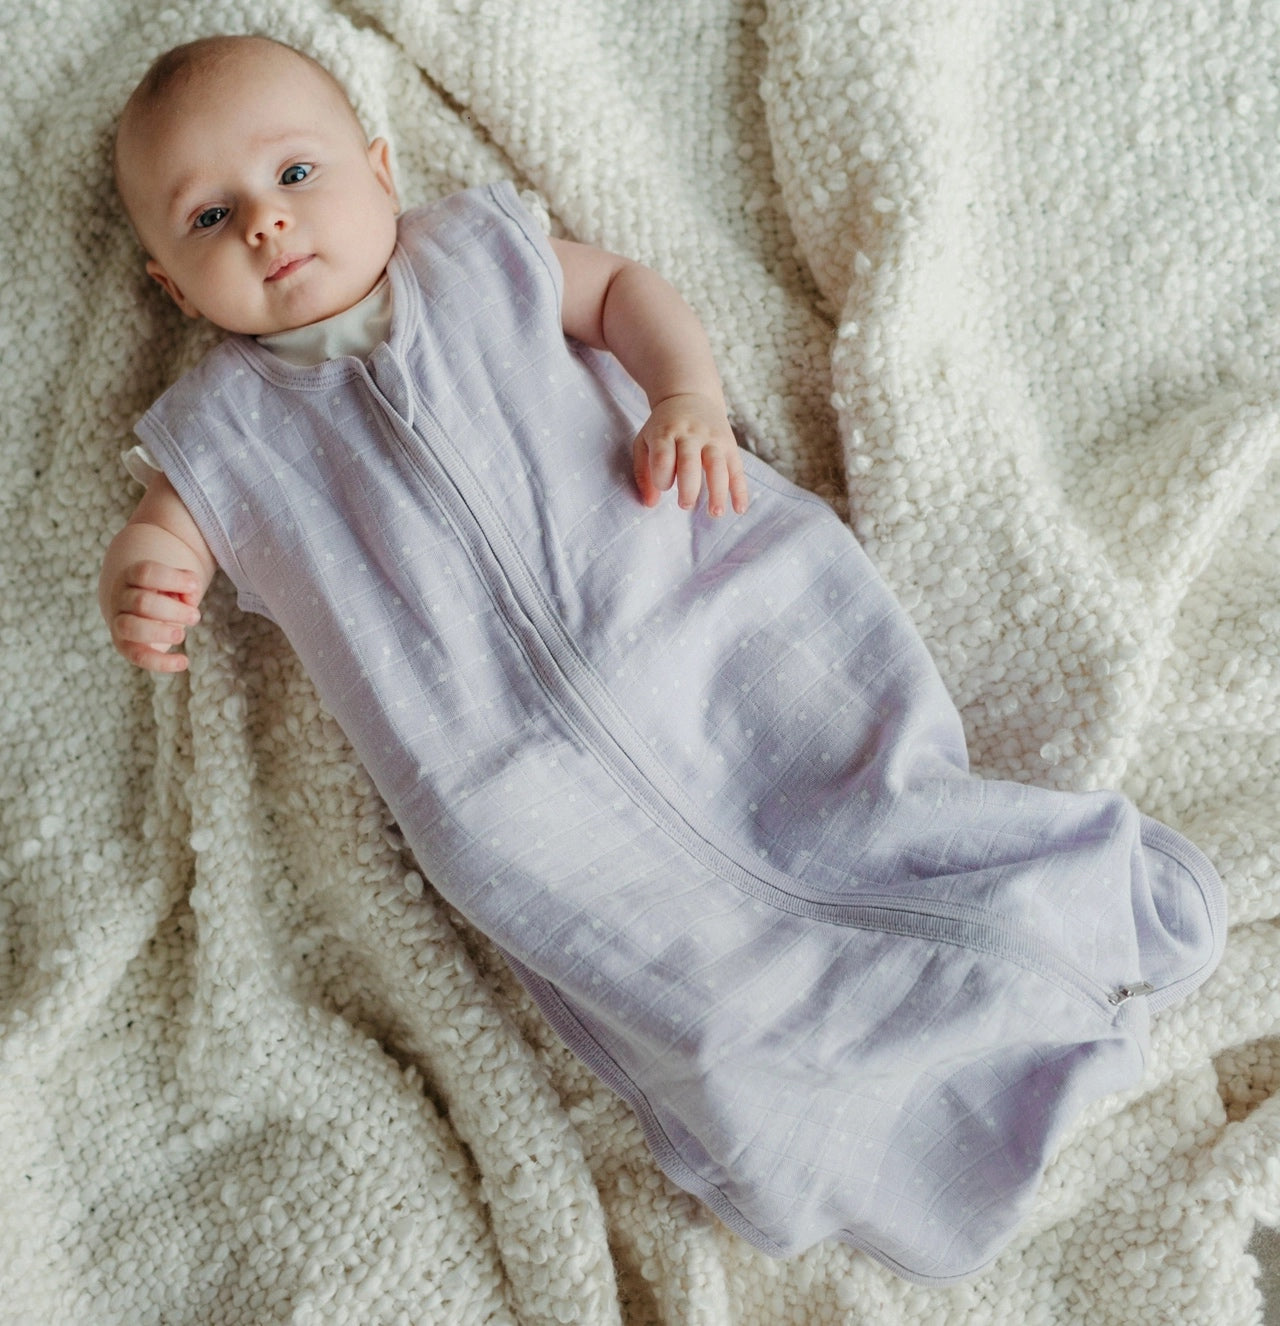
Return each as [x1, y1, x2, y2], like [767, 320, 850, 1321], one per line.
[716, 446, 750, 516]
[698, 444, 750, 517]
[112, 613, 192, 672]
[674, 439, 709, 511]
[130, 645, 191, 674]
[127, 561, 205, 606]
[119, 584, 201, 629]
[634, 432, 676, 507]
[636, 427, 715, 512]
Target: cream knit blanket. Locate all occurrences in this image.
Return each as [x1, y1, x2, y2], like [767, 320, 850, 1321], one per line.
[2, 1, 1277, 1322]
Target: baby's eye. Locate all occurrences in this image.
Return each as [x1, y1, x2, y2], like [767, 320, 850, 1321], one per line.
[280, 163, 313, 185]
[194, 206, 228, 230]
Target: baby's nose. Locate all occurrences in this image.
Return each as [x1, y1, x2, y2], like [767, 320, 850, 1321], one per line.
[245, 203, 289, 242]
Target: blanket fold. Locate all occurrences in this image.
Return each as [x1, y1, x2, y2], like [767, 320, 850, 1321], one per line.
[2, 0, 1276, 1322]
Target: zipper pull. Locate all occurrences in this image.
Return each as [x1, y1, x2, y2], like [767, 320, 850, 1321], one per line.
[1108, 981, 1156, 1006]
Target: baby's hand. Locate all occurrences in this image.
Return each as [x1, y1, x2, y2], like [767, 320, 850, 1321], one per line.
[633, 394, 749, 517]
[106, 561, 204, 674]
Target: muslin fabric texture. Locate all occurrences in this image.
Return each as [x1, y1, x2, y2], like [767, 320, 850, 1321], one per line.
[136, 185, 1225, 1284]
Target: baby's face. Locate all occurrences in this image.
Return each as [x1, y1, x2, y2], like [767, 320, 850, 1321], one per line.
[117, 45, 399, 336]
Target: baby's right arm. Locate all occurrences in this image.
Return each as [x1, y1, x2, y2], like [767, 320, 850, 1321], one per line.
[99, 475, 217, 673]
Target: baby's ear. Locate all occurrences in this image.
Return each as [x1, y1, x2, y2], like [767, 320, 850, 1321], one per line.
[145, 259, 200, 319]
[368, 137, 400, 214]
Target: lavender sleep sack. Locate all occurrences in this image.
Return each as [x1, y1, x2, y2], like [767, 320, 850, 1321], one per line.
[136, 182, 1226, 1284]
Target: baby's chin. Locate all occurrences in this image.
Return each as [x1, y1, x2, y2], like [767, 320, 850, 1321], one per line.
[250, 267, 390, 337]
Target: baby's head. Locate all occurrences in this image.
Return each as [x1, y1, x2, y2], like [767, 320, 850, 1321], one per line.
[114, 35, 400, 336]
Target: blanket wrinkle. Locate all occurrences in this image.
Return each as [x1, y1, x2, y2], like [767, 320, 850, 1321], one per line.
[2, 0, 1277, 1321]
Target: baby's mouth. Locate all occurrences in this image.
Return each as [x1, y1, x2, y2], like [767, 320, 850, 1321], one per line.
[265, 253, 313, 282]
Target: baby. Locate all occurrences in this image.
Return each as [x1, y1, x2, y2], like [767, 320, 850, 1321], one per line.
[100, 34, 1225, 1284]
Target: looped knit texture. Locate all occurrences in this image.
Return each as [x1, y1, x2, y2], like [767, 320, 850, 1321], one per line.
[4, 1, 1277, 1321]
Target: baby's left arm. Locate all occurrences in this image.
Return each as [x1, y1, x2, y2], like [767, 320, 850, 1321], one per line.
[551, 238, 748, 517]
